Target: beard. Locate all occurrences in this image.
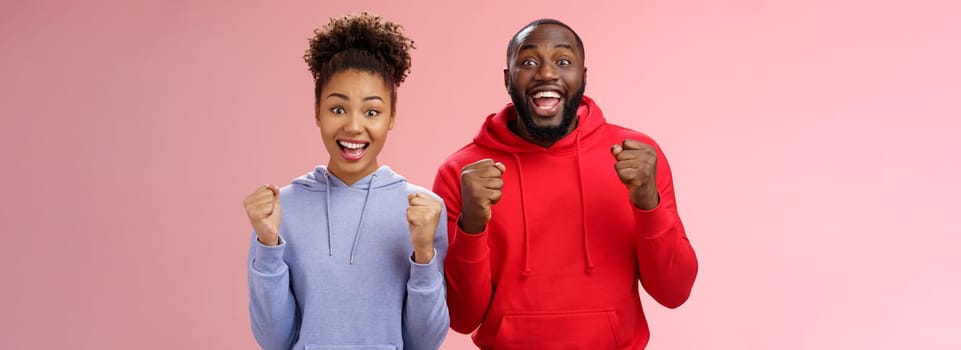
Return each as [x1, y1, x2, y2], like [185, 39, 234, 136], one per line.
[508, 81, 586, 144]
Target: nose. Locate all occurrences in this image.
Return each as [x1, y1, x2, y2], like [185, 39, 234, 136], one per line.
[535, 63, 559, 81]
[344, 113, 363, 134]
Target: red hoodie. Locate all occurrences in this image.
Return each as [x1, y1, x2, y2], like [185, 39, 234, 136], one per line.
[433, 96, 698, 349]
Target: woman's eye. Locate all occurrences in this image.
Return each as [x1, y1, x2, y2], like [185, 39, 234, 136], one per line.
[365, 109, 380, 117]
[331, 107, 345, 114]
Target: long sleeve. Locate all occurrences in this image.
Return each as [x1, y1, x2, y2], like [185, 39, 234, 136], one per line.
[402, 206, 450, 350]
[432, 164, 493, 334]
[247, 233, 299, 350]
[634, 149, 699, 309]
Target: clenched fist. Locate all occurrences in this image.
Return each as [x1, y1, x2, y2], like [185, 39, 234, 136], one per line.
[611, 139, 660, 210]
[244, 184, 281, 246]
[459, 159, 505, 234]
[408, 192, 442, 264]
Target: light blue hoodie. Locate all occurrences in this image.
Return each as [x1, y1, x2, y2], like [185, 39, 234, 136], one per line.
[248, 165, 449, 350]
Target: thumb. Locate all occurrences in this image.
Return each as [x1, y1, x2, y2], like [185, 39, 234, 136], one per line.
[269, 185, 281, 216]
[266, 184, 280, 197]
[610, 144, 623, 157]
[493, 162, 506, 174]
[271, 197, 281, 218]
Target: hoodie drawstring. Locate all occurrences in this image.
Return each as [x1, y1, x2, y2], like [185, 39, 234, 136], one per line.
[575, 132, 595, 274]
[324, 171, 333, 256]
[512, 132, 594, 276]
[512, 153, 532, 277]
[323, 170, 376, 264]
[349, 173, 376, 264]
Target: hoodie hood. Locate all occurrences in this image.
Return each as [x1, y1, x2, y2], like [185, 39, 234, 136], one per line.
[473, 95, 605, 276]
[292, 165, 407, 263]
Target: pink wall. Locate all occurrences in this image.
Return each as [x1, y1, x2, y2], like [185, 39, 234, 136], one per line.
[2, 0, 958, 348]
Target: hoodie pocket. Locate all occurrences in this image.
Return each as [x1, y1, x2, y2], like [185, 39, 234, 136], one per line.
[493, 310, 624, 349]
[304, 345, 396, 350]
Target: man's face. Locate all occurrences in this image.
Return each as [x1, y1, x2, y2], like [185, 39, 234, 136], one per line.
[505, 23, 586, 144]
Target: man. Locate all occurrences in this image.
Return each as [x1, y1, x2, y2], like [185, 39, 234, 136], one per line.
[432, 19, 698, 349]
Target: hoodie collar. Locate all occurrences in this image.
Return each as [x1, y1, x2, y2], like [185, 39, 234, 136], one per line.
[292, 165, 407, 192]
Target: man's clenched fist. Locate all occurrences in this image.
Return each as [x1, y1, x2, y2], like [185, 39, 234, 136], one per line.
[611, 139, 660, 210]
[459, 159, 505, 234]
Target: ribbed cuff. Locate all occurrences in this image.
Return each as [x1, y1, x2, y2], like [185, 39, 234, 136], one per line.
[408, 249, 442, 290]
[251, 235, 287, 274]
[633, 204, 675, 239]
[450, 226, 490, 263]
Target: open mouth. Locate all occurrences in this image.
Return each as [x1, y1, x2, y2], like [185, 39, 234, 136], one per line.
[530, 90, 563, 117]
[337, 139, 369, 161]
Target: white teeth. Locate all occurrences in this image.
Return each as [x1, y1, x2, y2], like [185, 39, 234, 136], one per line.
[338, 140, 367, 149]
[533, 91, 562, 99]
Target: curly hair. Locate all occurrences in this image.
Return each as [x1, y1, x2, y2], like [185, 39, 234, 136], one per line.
[304, 12, 414, 112]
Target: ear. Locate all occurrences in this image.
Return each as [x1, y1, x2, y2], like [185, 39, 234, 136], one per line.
[503, 68, 510, 91]
[388, 114, 396, 131]
[314, 103, 322, 127]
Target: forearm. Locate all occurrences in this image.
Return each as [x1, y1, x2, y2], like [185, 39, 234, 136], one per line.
[635, 206, 698, 308]
[247, 235, 299, 350]
[403, 251, 450, 349]
[445, 225, 493, 334]
[432, 167, 494, 333]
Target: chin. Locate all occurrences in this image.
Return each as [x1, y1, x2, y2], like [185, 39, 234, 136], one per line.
[336, 160, 368, 172]
[532, 115, 565, 127]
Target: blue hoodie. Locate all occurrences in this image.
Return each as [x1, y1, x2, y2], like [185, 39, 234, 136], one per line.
[248, 165, 449, 350]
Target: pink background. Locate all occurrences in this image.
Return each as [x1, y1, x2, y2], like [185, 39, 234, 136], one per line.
[2, 0, 959, 349]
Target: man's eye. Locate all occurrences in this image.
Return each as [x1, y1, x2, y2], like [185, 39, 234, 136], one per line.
[558, 59, 571, 66]
[522, 59, 537, 66]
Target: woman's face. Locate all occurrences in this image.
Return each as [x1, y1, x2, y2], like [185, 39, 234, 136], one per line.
[316, 69, 394, 185]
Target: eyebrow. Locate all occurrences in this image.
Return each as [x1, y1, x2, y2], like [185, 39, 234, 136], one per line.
[326, 93, 349, 100]
[325, 93, 384, 102]
[519, 43, 576, 52]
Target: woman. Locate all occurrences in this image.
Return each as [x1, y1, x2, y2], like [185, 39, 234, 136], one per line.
[243, 13, 448, 350]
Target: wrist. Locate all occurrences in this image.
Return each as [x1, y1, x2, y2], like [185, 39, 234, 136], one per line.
[412, 247, 435, 264]
[257, 233, 280, 246]
[458, 215, 486, 234]
[631, 188, 660, 210]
